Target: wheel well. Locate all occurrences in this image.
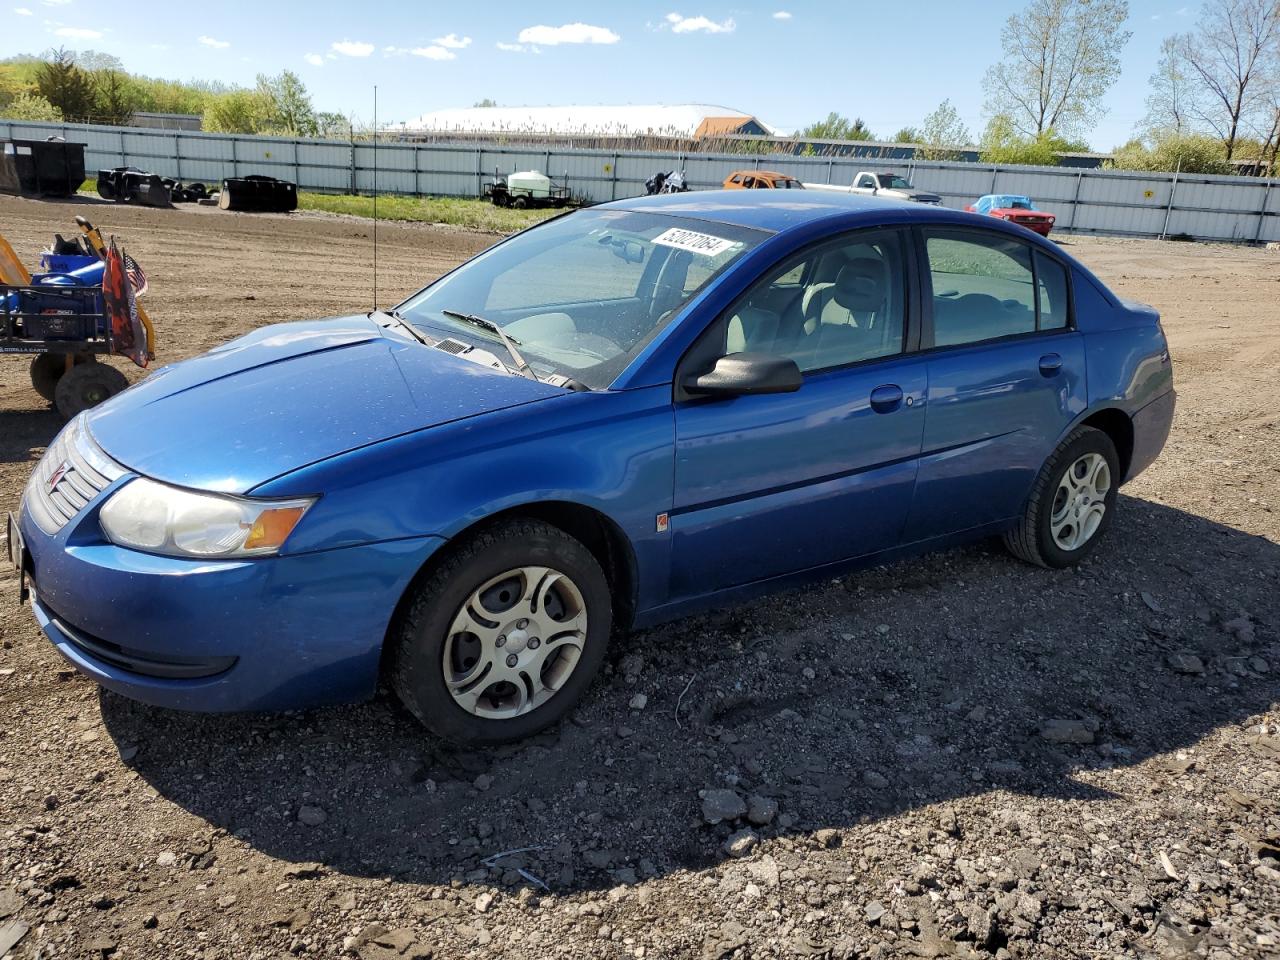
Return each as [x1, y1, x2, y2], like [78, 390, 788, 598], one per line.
[1082, 408, 1134, 480]
[381, 502, 638, 666]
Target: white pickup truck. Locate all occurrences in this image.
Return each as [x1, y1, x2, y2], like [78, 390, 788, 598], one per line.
[805, 171, 942, 205]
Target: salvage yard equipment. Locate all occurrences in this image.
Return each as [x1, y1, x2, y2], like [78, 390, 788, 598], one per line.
[1, 216, 154, 418]
[97, 166, 173, 207]
[218, 175, 298, 212]
[484, 170, 572, 209]
[0, 139, 85, 198]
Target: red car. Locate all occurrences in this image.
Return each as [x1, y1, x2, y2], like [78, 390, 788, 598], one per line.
[966, 194, 1055, 237]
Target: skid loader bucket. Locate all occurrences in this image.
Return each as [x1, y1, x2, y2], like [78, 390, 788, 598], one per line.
[218, 175, 298, 212]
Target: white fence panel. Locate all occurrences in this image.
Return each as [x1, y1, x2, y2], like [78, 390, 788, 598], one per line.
[4, 119, 1280, 242]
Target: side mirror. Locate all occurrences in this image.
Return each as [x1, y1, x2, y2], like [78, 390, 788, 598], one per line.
[604, 237, 644, 264]
[683, 352, 802, 398]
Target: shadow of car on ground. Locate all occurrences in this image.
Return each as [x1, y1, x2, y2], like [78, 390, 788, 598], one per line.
[96, 493, 1278, 895]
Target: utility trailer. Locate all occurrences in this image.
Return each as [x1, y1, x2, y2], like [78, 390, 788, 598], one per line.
[0, 139, 85, 198]
[484, 170, 572, 209]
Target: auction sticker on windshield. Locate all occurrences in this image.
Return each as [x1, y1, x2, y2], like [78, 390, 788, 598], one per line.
[652, 228, 738, 257]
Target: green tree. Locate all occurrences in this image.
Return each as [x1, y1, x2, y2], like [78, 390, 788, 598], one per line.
[979, 115, 1063, 165]
[35, 48, 96, 122]
[473, 98, 498, 108]
[916, 100, 971, 160]
[203, 89, 272, 133]
[984, 0, 1131, 139]
[256, 70, 316, 136]
[1108, 130, 1233, 174]
[0, 91, 62, 121]
[801, 112, 874, 141]
[315, 111, 350, 139]
[93, 70, 137, 125]
[890, 126, 921, 143]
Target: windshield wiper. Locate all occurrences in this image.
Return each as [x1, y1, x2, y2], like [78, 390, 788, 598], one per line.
[441, 309, 538, 381]
[372, 308, 430, 346]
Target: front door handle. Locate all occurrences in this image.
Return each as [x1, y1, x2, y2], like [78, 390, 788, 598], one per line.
[869, 383, 903, 413]
[1039, 353, 1063, 377]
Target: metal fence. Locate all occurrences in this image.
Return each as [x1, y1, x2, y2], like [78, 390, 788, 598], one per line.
[4, 118, 1279, 243]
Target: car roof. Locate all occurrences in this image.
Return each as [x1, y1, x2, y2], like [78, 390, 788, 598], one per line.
[606, 189, 949, 232]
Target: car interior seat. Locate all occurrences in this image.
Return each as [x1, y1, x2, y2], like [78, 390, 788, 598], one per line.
[726, 306, 781, 354]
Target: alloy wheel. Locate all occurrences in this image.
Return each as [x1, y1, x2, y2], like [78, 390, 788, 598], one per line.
[1050, 452, 1111, 551]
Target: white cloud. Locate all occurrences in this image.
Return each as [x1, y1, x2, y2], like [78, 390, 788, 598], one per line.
[14, 6, 33, 14]
[198, 35, 230, 48]
[433, 33, 471, 49]
[412, 45, 455, 60]
[55, 25, 101, 38]
[772, 10, 792, 19]
[517, 22, 620, 45]
[496, 41, 526, 52]
[664, 12, 735, 34]
[304, 52, 324, 66]
[331, 39, 374, 57]
[41, 0, 70, 5]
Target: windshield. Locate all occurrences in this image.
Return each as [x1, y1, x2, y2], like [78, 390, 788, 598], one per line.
[878, 175, 913, 189]
[992, 195, 1036, 210]
[397, 209, 768, 389]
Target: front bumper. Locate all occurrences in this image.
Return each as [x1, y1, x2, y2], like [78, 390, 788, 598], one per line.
[19, 498, 445, 712]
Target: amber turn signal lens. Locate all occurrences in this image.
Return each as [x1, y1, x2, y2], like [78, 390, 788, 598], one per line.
[243, 506, 308, 551]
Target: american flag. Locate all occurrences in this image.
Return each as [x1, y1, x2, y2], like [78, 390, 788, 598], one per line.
[123, 251, 147, 297]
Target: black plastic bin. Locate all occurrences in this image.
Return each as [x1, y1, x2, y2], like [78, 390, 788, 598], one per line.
[0, 139, 86, 197]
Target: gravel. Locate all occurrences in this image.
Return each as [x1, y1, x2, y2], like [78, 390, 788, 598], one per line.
[0, 203, 1276, 958]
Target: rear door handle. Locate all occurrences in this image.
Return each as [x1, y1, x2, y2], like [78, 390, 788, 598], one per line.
[1039, 353, 1063, 377]
[869, 383, 903, 413]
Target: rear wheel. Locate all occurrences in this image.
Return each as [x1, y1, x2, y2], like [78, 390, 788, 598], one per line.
[1004, 426, 1120, 568]
[390, 520, 612, 745]
[511, 195, 529, 210]
[29, 353, 87, 402]
[53, 361, 128, 419]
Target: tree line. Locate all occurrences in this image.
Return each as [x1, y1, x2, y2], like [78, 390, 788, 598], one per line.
[0, 49, 353, 138]
[799, 0, 1280, 175]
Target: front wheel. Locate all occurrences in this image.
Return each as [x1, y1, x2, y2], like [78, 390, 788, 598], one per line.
[53, 361, 128, 419]
[1004, 426, 1120, 568]
[390, 520, 612, 745]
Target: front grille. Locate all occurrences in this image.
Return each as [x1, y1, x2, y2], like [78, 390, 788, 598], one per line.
[23, 415, 125, 535]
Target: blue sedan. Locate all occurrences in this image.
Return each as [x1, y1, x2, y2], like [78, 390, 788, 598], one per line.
[8, 192, 1175, 744]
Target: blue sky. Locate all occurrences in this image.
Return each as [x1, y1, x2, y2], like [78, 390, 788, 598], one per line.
[4, 0, 1198, 150]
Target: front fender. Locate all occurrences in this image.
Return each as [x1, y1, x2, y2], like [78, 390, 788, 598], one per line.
[253, 385, 676, 611]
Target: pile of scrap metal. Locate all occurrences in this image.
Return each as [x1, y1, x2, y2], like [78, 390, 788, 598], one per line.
[95, 167, 217, 207]
[218, 175, 298, 212]
[644, 170, 690, 195]
[0, 138, 85, 198]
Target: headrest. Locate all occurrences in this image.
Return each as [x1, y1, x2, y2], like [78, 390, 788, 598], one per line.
[833, 258, 887, 312]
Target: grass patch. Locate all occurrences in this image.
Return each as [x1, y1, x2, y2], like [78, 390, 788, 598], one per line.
[297, 193, 559, 233]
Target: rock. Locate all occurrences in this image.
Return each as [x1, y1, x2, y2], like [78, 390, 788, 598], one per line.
[86, 934, 116, 955]
[746, 795, 778, 827]
[1040, 718, 1096, 744]
[473, 774, 494, 791]
[117, 743, 139, 762]
[863, 770, 890, 789]
[142, 913, 158, 929]
[723, 829, 759, 858]
[0, 922, 30, 957]
[802, 667, 816, 680]
[1249, 657, 1270, 674]
[155, 850, 177, 868]
[297, 805, 327, 827]
[1222, 616, 1255, 642]
[0, 888, 19, 920]
[615, 725, 635, 739]
[628, 693, 648, 710]
[1167, 652, 1205, 675]
[371, 929, 416, 951]
[875, 624, 891, 636]
[815, 828, 842, 848]
[584, 849, 614, 869]
[1141, 591, 1162, 612]
[619, 653, 644, 679]
[474, 891, 494, 913]
[865, 901, 887, 924]
[701, 789, 747, 825]
[1255, 864, 1280, 885]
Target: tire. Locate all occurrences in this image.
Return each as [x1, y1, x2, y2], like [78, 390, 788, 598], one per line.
[29, 353, 86, 402]
[390, 520, 612, 745]
[53, 361, 128, 419]
[511, 196, 529, 210]
[1004, 425, 1120, 569]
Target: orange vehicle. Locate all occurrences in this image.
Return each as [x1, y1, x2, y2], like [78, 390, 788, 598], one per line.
[722, 170, 805, 190]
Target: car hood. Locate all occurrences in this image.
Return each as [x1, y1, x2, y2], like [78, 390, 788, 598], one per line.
[86, 315, 563, 493]
[995, 208, 1052, 217]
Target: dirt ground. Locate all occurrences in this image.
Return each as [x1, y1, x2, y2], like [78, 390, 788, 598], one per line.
[0, 194, 1277, 960]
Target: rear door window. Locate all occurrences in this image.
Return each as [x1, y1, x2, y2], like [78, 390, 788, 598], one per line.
[1035, 251, 1071, 330]
[925, 231, 1036, 346]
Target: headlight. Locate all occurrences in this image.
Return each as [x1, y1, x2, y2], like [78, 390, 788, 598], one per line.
[99, 478, 315, 558]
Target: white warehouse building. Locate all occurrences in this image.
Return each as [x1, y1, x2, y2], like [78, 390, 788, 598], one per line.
[395, 103, 776, 139]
